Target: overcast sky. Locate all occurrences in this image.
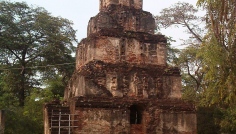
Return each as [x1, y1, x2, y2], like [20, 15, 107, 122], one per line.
[10, 0, 199, 46]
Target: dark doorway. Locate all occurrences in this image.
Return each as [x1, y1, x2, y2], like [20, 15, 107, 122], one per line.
[130, 105, 142, 124]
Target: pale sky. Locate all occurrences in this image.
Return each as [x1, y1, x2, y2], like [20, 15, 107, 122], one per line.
[10, 0, 199, 46]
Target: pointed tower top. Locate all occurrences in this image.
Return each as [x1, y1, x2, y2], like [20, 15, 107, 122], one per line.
[99, 0, 143, 11]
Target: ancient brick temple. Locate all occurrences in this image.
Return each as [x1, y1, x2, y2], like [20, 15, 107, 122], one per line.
[44, 0, 197, 133]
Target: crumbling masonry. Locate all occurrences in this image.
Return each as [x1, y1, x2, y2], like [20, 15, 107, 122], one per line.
[44, 0, 197, 133]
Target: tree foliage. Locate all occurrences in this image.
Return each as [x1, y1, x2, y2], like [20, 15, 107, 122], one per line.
[4, 88, 55, 134]
[156, 2, 204, 43]
[197, 0, 236, 106]
[0, 1, 76, 106]
[0, 1, 77, 133]
[165, 37, 180, 65]
[196, 0, 236, 132]
[157, 1, 236, 133]
[156, 2, 205, 98]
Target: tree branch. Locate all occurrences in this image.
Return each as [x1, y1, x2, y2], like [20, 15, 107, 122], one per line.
[186, 60, 201, 91]
[183, 21, 203, 43]
[6, 46, 22, 62]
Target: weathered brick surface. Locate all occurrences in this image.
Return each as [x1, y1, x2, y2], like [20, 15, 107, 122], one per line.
[66, 61, 182, 100]
[76, 37, 167, 70]
[100, 0, 143, 11]
[45, 0, 197, 134]
[89, 5, 155, 35]
[69, 97, 196, 134]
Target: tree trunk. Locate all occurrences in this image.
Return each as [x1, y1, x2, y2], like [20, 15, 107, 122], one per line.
[19, 65, 25, 106]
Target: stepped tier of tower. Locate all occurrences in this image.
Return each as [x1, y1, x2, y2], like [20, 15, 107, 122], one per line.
[64, 0, 183, 100]
[77, 3, 166, 69]
[53, 1, 198, 134]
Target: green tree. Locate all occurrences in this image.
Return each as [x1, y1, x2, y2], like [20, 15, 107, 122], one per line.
[165, 37, 180, 66]
[155, 2, 223, 133]
[197, 0, 236, 106]
[0, 70, 22, 108]
[44, 75, 67, 99]
[156, 2, 204, 43]
[197, 0, 236, 132]
[0, 1, 76, 106]
[180, 46, 203, 102]
[156, 2, 205, 98]
[4, 88, 55, 134]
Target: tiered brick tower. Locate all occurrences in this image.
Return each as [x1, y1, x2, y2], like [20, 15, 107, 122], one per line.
[44, 0, 197, 134]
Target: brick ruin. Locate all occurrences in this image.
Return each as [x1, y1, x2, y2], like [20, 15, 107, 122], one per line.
[44, 0, 197, 133]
